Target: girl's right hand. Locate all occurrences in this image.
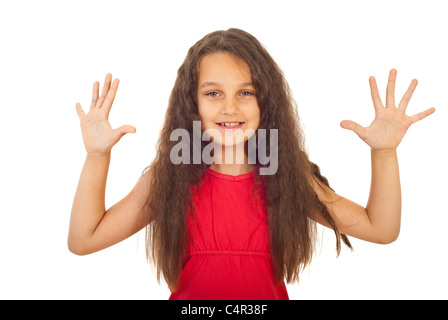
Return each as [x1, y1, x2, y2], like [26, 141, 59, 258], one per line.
[75, 74, 136, 156]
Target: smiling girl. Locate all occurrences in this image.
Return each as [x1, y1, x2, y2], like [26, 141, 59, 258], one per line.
[69, 28, 435, 299]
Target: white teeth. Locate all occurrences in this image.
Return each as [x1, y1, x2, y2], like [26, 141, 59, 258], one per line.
[218, 122, 243, 127]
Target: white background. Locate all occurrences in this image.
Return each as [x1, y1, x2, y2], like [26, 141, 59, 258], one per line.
[0, 0, 446, 299]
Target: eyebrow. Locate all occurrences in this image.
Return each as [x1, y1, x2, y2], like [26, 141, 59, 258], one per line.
[199, 81, 254, 89]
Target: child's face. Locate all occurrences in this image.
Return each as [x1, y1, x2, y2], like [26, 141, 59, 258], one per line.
[197, 52, 260, 146]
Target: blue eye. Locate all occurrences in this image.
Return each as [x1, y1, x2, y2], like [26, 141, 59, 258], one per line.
[240, 91, 254, 96]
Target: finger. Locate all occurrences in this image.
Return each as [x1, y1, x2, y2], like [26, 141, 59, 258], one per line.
[112, 125, 137, 143]
[409, 107, 435, 124]
[100, 73, 112, 97]
[75, 102, 85, 120]
[369, 76, 384, 112]
[90, 81, 99, 110]
[97, 73, 112, 108]
[119, 125, 136, 134]
[102, 78, 120, 115]
[340, 120, 367, 140]
[398, 79, 418, 112]
[385, 69, 397, 108]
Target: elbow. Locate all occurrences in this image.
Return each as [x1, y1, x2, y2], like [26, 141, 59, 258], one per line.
[376, 230, 400, 245]
[377, 236, 397, 245]
[67, 243, 87, 256]
[67, 237, 91, 256]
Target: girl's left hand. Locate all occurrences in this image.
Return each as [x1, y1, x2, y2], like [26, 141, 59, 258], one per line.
[340, 69, 435, 151]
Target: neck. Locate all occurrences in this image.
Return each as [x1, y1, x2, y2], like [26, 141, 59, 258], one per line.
[209, 142, 256, 176]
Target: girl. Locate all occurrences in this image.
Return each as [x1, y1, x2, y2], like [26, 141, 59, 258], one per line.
[69, 28, 435, 299]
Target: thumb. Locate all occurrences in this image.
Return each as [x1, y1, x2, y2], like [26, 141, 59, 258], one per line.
[112, 125, 136, 142]
[340, 120, 366, 140]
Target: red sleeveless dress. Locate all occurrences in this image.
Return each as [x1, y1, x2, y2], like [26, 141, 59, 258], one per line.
[169, 167, 289, 300]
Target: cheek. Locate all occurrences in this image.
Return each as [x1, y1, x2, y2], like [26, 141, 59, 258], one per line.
[247, 103, 261, 124]
[197, 105, 216, 132]
[198, 103, 210, 121]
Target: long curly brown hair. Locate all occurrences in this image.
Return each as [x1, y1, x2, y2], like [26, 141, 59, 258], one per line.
[141, 28, 351, 292]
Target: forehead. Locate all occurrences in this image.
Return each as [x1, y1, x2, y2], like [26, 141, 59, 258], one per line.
[198, 52, 252, 84]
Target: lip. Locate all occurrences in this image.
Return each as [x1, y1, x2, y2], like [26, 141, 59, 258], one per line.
[215, 122, 245, 130]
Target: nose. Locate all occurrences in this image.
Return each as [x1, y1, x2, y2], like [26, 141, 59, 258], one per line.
[221, 96, 238, 115]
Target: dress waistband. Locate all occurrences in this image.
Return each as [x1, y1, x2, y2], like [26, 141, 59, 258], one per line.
[187, 250, 271, 259]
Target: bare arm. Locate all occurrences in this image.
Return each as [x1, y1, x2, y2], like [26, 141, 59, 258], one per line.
[68, 152, 110, 254]
[365, 149, 401, 242]
[312, 69, 435, 244]
[68, 74, 148, 255]
[311, 150, 401, 244]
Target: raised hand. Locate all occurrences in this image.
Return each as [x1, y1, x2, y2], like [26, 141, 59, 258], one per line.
[340, 69, 435, 151]
[75, 74, 136, 156]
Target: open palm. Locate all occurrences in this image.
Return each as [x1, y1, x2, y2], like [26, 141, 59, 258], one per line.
[75, 74, 136, 155]
[340, 69, 435, 151]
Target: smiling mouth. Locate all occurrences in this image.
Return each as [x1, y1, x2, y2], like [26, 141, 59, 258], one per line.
[216, 122, 245, 128]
